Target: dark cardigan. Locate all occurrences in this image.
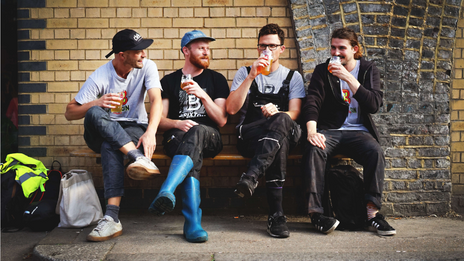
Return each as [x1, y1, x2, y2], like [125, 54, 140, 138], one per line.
[302, 57, 383, 142]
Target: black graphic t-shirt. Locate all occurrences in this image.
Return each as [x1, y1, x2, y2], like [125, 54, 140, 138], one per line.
[161, 69, 229, 128]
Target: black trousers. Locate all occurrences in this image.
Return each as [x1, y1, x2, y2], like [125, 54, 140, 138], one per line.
[302, 130, 385, 214]
[163, 125, 223, 180]
[237, 113, 301, 185]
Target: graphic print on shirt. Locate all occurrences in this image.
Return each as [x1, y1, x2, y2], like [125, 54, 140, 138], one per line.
[342, 89, 351, 104]
[342, 89, 357, 114]
[121, 90, 129, 112]
[263, 84, 275, 94]
[178, 89, 206, 119]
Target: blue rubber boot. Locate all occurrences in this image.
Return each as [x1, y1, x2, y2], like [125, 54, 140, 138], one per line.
[148, 155, 193, 215]
[182, 176, 208, 243]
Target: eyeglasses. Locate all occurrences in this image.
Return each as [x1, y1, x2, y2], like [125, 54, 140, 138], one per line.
[257, 44, 282, 51]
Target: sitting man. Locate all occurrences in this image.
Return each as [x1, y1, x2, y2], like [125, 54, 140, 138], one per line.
[64, 29, 163, 241]
[148, 30, 229, 243]
[226, 23, 305, 238]
[302, 27, 396, 236]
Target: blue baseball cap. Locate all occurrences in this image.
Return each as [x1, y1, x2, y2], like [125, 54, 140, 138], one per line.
[181, 30, 215, 53]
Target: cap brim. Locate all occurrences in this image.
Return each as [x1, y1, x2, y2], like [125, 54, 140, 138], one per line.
[129, 39, 153, 51]
[105, 39, 153, 58]
[184, 37, 216, 47]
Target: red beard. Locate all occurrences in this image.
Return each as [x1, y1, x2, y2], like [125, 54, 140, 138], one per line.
[190, 55, 210, 69]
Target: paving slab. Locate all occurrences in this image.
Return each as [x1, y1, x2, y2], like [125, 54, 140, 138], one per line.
[3, 213, 464, 261]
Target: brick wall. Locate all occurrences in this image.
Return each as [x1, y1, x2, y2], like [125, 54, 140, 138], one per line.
[452, 1, 464, 214]
[291, 0, 461, 215]
[16, 0, 464, 215]
[16, 0, 302, 215]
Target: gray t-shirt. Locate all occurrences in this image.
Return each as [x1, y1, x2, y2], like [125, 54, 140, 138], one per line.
[231, 65, 305, 99]
[230, 65, 306, 126]
[338, 60, 368, 132]
[75, 59, 162, 124]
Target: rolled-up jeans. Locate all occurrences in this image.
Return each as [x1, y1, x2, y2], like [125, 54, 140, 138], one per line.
[83, 106, 147, 199]
[302, 130, 385, 214]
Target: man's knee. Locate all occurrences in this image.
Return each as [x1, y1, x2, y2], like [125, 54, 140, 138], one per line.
[364, 140, 384, 160]
[267, 113, 295, 134]
[177, 125, 210, 151]
[304, 140, 325, 155]
[84, 106, 107, 126]
[86, 106, 105, 118]
[270, 113, 292, 126]
[188, 124, 208, 135]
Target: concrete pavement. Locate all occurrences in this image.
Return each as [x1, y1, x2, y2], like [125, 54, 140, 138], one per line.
[2, 213, 464, 260]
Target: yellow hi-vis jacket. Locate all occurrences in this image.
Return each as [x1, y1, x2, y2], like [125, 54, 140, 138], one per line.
[0, 153, 48, 198]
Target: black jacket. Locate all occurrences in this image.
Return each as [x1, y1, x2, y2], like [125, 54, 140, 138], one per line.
[302, 57, 383, 142]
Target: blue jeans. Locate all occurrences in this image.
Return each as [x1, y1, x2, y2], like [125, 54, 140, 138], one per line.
[162, 125, 223, 180]
[83, 106, 147, 199]
[302, 130, 385, 214]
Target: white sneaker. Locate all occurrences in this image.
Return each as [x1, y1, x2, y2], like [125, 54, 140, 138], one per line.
[126, 156, 160, 180]
[87, 216, 123, 242]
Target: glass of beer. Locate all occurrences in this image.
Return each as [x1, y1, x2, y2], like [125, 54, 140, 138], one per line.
[181, 74, 192, 90]
[258, 50, 273, 76]
[328, 56, 341, 73]
[111, 92, 124, 114]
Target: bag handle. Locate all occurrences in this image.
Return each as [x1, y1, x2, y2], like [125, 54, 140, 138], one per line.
[50, 160, 62, 172]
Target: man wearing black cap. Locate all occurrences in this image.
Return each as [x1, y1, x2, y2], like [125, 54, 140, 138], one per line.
[65, 29, 163, 242]
[148, 30, 229, 243]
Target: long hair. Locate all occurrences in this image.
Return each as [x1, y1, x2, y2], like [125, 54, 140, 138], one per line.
[331, 27, 363, 59]
[258, 23, 285, 45]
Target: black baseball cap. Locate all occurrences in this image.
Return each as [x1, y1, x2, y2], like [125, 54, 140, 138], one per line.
[105, 29, 153, 58]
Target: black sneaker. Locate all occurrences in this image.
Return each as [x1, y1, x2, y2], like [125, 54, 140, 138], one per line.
[267, 212, 289, 238]
[367, 213, 396, 236]
[311, 213, 339, 234]
[234, 173, 258, 198]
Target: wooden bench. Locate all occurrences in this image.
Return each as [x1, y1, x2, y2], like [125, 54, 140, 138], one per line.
[70, 148, 348, 163]
[70, 148, 305, 162]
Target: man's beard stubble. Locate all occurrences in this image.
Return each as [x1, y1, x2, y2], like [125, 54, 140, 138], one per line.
[190, 54, 210, 69]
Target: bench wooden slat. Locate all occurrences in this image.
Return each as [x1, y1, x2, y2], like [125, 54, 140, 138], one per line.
[69, 148, 305, 160]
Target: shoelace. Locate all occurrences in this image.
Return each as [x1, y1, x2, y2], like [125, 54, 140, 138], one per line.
[138, 157, 157, 168]
[276, 216, 287, 225]
[269, 215, 287, 226]
[94, 217, 110, 232]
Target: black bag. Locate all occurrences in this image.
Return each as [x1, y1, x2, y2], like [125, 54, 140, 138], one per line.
[28, 160, 63, 203]
[23, 199, 60, 231]
[327, 165, 367, 231]
[1, 169, 28, 232]
[23, 161, 62, 231]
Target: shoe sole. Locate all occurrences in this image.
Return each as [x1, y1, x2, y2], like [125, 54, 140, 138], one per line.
[184, 234, 208, 243]
[234, 183, 253, 198]
[369, 226, 397, 236]
[127, 163, 160, 180]
[87, 230, 123, 242]
[267, 228, 290, 238]
[320, 219, 340, 234]
[154, 195, 175, 214]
